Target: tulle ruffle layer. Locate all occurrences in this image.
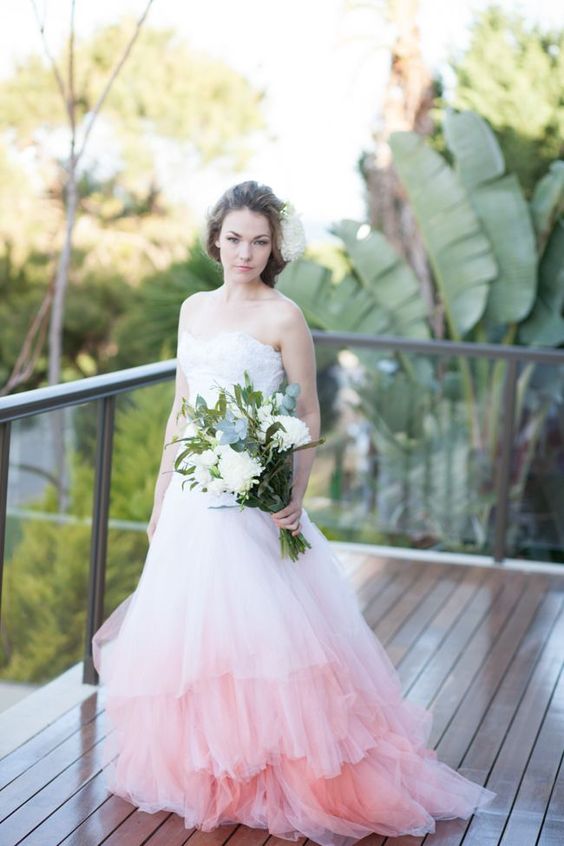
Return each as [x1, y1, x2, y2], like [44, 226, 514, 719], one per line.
[100, 664, 495, 846]
[93, 476, 496, 844]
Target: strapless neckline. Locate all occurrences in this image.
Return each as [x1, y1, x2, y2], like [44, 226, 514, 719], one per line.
[182, 329, 282, 357]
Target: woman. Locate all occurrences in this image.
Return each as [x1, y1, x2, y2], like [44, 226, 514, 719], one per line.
[92, 180, 496, 846]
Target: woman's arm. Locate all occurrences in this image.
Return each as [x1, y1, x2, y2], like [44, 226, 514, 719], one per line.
[272, 304, 320, 532]
[151, 298, 192, 510]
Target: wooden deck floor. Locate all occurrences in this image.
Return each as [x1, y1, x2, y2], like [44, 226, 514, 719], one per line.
[1, 554, 564, 846]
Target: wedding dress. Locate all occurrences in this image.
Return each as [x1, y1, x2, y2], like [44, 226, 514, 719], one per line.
[92, 329, 496, 845]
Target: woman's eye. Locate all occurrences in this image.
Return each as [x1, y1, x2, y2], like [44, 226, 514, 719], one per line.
[256, 241, 268, 246]
[227, 236, 238, 242]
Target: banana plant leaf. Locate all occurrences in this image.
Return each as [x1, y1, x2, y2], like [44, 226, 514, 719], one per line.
[519, 219, 564, 346]
[444, 111, 537, 325]
[390, 130, 497, 338]
[529, 160, 564, 257]
[331, 220, 429, 338]
[443, 108, 505, 190]
[278, 231, 430, 339]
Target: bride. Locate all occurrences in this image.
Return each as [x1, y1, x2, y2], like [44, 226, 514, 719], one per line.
[92, 180, 496, 846]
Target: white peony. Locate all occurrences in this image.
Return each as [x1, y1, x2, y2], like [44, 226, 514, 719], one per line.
[217, 446, 263, 495]
[271, 415, 311, 451]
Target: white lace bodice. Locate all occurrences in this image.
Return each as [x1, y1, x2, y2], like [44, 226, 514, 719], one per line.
[177, 330, 286, 405]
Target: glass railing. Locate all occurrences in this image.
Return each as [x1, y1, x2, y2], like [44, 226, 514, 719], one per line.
[0, 332, 563, 697]
[309, 335, 564, 564]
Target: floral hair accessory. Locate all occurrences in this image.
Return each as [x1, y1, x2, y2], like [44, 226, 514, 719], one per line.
[279, 201, 306, 261]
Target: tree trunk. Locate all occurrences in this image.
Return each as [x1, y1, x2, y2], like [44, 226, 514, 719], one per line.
[48, 166, 78, 511]
[361, 0, 442, 335]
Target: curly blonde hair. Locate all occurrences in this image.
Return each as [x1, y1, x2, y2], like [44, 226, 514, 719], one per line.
[205, 181, 288, 288]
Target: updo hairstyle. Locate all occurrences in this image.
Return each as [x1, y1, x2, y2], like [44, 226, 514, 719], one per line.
[205, 180, 288, 288]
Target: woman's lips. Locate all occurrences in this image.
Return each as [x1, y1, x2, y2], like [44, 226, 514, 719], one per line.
[235, 265, 253, 271]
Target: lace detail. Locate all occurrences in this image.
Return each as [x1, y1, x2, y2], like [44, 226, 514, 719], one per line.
[178, 330, 285, 402]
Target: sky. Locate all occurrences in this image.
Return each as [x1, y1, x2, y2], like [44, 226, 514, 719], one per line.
[0, 0, 561, 240]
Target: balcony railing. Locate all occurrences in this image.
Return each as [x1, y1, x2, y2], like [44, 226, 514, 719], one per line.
[1, 330, 563, 692]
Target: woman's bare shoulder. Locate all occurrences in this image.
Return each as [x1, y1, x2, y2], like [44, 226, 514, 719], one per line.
[274, 293, 306, 326]
[179, 290, 207, 318]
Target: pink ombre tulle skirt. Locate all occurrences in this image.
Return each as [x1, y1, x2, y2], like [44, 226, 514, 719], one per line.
[92, 471, 496, 846]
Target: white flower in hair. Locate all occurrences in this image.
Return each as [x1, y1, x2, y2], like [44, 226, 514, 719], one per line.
[279, 201, 306, 261]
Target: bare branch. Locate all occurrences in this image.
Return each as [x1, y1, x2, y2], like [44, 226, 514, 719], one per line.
[75, 0, 156, 164]
[0, 280, 54, 396]
[68, 0, 77, 142]
[29, 0, 72, 122]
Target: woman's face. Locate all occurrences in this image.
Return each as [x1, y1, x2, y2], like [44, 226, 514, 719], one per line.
[215, 207, 272, 283]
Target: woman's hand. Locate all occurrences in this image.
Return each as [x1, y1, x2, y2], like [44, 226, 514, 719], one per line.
[271, 495, 304, 536]
[146, 501, 162, 543]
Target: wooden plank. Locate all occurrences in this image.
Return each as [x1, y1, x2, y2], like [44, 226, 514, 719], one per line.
[0, 699, 105, 818]
[395, 566, 489, 686]
[401, 570, 516, 710]
[455, 596, 564, 846]
[377, 567, 464, 658]
[538, 753, 564, 846]
[4, 733, 107, 844]
[364, 563, 443, 633]
[57, 795, 146, 846]
[377, 572, 530, 845]
[499, 660, 564, 844]
[355, 558, 412, 611]
[436, 586, 561, 774]
[425, 575, 539, 746]
[0, 692, 103, 788]
[386, 577, 558, 846]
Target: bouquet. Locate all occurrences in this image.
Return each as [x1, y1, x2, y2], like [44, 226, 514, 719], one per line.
[170, 371, 325, 562]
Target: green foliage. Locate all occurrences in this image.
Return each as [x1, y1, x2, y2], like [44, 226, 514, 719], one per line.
[1, 382, 172, 682]
[448, 6, 564, 195]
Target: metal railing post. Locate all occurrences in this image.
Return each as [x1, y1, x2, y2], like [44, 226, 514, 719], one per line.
[0, 420, 11, 626]
[83, 395, 116, 684]
[493, 359, 518, 563]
